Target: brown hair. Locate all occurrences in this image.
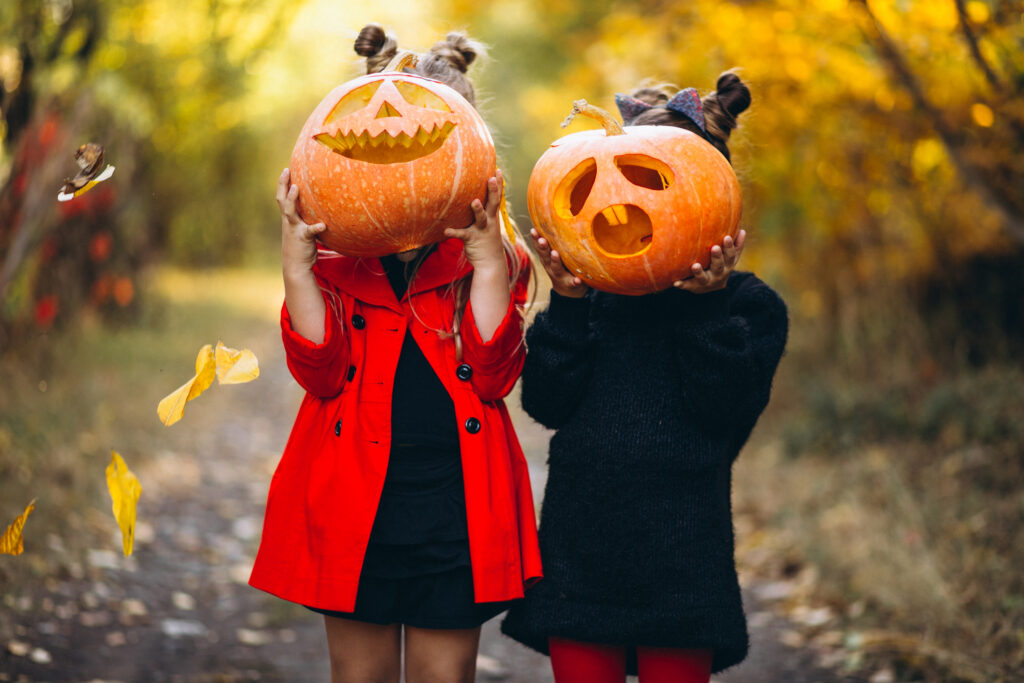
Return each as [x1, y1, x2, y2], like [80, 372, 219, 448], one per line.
[354, 24, 484, 105]
[629, 71, 751, 164]
[352, 24, 531, 359]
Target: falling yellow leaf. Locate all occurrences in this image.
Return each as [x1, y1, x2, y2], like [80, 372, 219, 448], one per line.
[106, 451, 141, 556]
[215, 341, 260, 384]
[157, 344, 216, 426]
[0, 500, 36, 555]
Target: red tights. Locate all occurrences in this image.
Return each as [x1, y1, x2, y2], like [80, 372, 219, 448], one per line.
[549, 637, 712, 683]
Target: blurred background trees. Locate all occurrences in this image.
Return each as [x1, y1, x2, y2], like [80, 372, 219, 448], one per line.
[4, 0, 1021, 369]
[2, 1, 1022, 678]
[0, 0, 290, 346]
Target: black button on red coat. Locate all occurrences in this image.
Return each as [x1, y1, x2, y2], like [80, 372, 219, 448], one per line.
[346, 365, 356, 382]
[464, 417, 481, 434]
[456, 363, 473, 381]
[334, 419, 342, 436]
[351, 314, 366, 329]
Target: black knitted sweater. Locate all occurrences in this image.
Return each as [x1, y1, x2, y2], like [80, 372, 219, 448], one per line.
[500, 271, 788, 674]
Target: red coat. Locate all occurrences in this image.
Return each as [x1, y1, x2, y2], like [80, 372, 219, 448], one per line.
[249, 238, 542, 610]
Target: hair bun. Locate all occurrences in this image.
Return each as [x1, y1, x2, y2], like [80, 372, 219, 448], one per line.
[714, 71, 751, 118]
[354, 24, 387, 56]
[429, 32, 484, 73]
[354, 24, 399, 73]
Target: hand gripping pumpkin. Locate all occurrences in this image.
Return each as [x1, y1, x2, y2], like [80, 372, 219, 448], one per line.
[289, 53, 496, 257]
[528, 100, 742, 295]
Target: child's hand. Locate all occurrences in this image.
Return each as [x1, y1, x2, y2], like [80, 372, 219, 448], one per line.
[673, 230, 746, 294]
[531, 227, 588, 299]
[445, 171, 506, 274]
[278, 168, 326, 277]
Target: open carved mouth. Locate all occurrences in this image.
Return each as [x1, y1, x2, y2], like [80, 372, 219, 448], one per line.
[592, 204, 653, 256]
[313, 122, 456, 164]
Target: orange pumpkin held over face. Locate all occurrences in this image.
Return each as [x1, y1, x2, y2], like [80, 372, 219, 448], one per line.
[290, 53, 496, 257]
[528, 100, 742, 295]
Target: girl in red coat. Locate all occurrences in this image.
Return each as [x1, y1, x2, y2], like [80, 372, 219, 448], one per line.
[249, 25, 541, 683]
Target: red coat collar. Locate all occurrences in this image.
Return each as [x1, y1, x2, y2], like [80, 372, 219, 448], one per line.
[313, 239, 472, 312]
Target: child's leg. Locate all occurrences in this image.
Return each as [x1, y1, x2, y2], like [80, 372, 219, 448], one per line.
[636, 646, 713, 683]
[549, 637, 627, 683]
[404, 625, 481, 683]
[323, 615, 401, 683]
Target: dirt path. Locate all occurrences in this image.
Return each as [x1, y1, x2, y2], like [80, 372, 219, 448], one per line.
[1, 325, 859, 682]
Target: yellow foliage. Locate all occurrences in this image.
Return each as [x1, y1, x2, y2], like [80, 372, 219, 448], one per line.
[965, 1, 990, 24]
[912, 139, 947, 180]
[158, 341, 260, 425]
[175, 59, 204, 88]
[453, 0, 1021, 303]
[0, 500, 35, 556]
[970, 103, 994, 128]
[106, 451, 142, 556]
[157, 344, 216, 426]
[215, 341, 260, 384]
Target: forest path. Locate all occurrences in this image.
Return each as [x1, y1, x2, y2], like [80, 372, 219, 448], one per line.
[1, 304, 857, 682]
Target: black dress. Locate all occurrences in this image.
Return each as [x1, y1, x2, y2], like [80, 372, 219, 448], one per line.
[306, 254, 514, 628]
[500, 273, 789, 673]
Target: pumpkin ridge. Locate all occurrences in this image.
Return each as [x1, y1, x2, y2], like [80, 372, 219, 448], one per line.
[678, 157, 705, 273]
[431, 127, 465, 233]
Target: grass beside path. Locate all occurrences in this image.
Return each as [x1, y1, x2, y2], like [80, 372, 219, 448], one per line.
[0, 266, 284, 591]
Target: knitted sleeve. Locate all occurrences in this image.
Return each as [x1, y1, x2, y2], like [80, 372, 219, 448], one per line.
[520, 290, 595, 429]
[671, 274, 788, 441]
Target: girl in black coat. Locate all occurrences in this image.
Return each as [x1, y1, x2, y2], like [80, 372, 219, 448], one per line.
[501, 73, 789, 682]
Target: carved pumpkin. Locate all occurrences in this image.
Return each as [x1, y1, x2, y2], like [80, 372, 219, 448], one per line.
[528, 101, 742, 295]
[289, 54, 496, 257]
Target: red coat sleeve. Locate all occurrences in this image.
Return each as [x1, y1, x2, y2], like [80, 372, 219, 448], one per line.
[281, 290, 350, 399]
[460, 245, 531, 402]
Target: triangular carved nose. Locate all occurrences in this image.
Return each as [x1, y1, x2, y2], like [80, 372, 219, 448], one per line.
[375, 101, 402, 118]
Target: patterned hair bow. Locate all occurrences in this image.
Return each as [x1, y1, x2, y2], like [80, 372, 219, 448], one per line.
[614, 87, 706, 135]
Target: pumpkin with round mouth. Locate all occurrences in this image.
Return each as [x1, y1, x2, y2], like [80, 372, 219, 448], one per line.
[289, 55, 496, 257]
[527, 100, 742, 295]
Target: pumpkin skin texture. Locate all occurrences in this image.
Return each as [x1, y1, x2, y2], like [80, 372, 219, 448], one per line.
[528, 123, 742, 295]
[290, 71, 496, 257]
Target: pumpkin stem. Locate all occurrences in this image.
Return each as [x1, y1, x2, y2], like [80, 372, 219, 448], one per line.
[561, 99, 625, 136]
[384, 51, 419, 73]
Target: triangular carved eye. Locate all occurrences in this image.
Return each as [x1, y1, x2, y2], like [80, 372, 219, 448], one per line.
[615, 155, 673, 190]
[395, 81, 452, 112]
[554, 158, 597, 219]
[324, 81, 382, 125]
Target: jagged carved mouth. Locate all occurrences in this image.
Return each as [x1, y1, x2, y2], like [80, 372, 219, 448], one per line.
[592, 204, 653, 256]
[313, 122, 456, 164]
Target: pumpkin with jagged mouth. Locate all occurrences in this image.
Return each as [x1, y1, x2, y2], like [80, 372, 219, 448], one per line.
[290, 53, 496, 257]
[528, 101, 742, 296]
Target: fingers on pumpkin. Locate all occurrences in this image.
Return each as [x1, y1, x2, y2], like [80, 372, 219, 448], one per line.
[691, 263, 712, 284]
[731, 230, 747, 262]
[709, 246, 726, 274]
[471, 198, 487, 226]
[485, 176, 501, 214]
[276, 171, 289, 205]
